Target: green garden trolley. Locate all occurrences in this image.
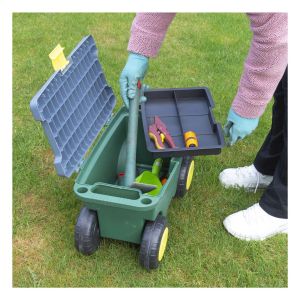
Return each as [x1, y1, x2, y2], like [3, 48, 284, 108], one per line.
[30, 35, 224, 270]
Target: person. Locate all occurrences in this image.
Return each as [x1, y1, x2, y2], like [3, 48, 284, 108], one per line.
[119, 13, 288, 241]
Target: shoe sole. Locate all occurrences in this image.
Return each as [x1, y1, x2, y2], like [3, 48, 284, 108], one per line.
[223, 223, 288, 241]
[221, 184, 269, 192]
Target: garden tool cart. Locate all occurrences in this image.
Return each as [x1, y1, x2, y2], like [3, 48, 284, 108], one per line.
[30, 35, 224, 270]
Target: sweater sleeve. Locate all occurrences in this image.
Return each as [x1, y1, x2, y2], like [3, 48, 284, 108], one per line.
[232, 13, 288, 118]
[127, 13, 176, 57]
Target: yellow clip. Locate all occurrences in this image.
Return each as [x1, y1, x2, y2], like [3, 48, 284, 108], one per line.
[49, 44, 69, 71]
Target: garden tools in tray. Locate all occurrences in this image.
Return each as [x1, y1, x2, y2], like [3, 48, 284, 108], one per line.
[148, 116, 176, 149]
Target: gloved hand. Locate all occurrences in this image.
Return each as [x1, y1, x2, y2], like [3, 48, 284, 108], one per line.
[224, 108, 259, 146]
[119, 52, 149, 109]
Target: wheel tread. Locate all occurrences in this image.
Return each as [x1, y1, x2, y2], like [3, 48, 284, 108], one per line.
[74, 207, 100, 256]
[139, 215, 168, 270]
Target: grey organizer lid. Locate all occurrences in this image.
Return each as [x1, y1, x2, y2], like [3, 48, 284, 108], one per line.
[30, 35, 116, 177]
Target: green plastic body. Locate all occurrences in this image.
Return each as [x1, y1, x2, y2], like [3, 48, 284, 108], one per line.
[74, 107, 182, 244]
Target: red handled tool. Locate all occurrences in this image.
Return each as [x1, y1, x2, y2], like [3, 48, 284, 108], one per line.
[148, 116, 176, 149]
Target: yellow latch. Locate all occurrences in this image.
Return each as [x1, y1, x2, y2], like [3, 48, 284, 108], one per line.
[49, 44, 69, 71]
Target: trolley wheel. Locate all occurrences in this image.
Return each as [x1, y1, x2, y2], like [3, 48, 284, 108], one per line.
[139, 215, 169, 270]
[75, 206, 100, 255]
[176, 156, 195, 198]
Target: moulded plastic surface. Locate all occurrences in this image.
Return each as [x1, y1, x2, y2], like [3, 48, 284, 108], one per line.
[73, 107, 182, 244]
[30, 35, 116, 177]
[141, 87, 225, 157]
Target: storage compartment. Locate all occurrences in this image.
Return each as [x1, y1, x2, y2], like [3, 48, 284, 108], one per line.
[72, 108, 182, 244]
[141, 87, 225, 157]
[79, 111, 159, 186]
[74, 108, 181, 208]
[91, 184, 140, 200]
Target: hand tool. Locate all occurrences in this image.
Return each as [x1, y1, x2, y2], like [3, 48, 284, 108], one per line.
[131, 158, 163, 195]
[148, 116, 176, 149]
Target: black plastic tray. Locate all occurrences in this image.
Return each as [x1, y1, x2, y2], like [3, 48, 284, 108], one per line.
[141, 87, 225, 158]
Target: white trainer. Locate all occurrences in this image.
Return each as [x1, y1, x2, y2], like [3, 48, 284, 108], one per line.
[219, 164, 273, 191]
[223, 203, 288, 241]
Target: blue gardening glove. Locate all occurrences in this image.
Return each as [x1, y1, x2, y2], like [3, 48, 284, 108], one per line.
[224, 108, 259, 146]
[119, 52, 149, 109]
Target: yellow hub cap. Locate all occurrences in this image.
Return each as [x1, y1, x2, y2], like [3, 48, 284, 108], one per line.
[158, 227, 169, 261]
[186, 160, 195, 190]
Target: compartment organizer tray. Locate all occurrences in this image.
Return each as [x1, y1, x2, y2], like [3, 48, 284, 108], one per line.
[141, 87, 225, 157]
[30, 35, 116, 177]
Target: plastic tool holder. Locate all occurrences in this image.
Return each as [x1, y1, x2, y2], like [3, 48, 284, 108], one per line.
[141, 87, 225, 158]
[30, 35, 116, 177]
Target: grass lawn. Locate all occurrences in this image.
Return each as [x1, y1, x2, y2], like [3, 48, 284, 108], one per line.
[13, 13, 287, 287]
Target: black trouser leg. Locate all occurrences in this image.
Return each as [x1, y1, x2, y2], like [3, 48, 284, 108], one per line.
[259, 144, 287, 218]
[254, 67, 288, 219]
[253, 70, 287, 176]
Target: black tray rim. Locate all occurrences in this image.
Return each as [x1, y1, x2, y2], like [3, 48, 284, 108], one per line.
[141, 86, 225, 157]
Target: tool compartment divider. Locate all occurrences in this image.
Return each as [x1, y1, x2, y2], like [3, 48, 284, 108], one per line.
[142, 87, 225, 157]
[173, 90, 185, 138]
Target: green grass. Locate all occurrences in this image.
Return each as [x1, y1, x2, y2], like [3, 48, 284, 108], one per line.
[13, 13, 287, 287]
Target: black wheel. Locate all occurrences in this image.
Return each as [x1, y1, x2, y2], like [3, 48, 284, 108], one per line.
[176, 156, 195, 198]
[75, 207, 100, 255]
[139, 215, 169, 270]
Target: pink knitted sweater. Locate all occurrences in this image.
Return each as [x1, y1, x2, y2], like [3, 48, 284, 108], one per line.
[128, 13, 288, 118]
